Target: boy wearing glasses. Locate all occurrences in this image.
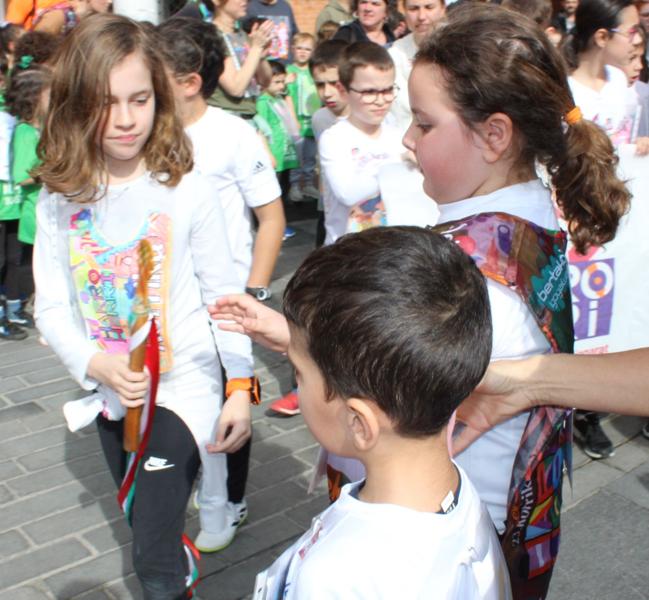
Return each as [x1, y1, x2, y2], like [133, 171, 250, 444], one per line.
[318, 41, 405, 244]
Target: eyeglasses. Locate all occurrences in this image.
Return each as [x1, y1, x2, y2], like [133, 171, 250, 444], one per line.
[609, 25, 641, 40]
[348, 85, 399, 104]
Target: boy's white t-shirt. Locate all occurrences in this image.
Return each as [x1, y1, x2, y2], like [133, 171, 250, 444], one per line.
[254, 465, 511, 600]
[569, 65, 639, 144]
[318, 119, 404, 245]
[186, 106, 281, 284]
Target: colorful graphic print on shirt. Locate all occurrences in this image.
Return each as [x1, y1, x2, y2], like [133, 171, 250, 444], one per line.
[68, 208, 173, 372]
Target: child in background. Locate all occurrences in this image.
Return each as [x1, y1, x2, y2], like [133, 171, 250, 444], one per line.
[318, 41, 403, 245]
[254, 60, 300, 240]
[317, 19, 340, 42]
[34, 14, 256, 599]
[214, 228, 511, 600]
[157, 15, 285, 552]
[0, 23, 23, 70]
[286, 32, 321, 202]
[3, 61, 50, 331]
[266, 39, 351, 418]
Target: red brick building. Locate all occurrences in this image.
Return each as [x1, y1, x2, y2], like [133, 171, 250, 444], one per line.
[288, 0, 331, 34]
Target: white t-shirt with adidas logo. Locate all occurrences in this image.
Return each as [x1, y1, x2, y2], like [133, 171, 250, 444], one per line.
[186, 106, 281, 285]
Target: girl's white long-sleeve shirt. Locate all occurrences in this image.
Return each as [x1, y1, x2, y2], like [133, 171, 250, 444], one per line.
[34, 170, 253, 446]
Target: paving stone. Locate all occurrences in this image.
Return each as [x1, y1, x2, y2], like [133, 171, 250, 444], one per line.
[23, 407, 86, 433]
[0, 376, 27, 394]
[7, 452, 107, 497]
[0, 402, 44, 424]
[562, 459, 623, 511]
[0, 459, 24, 481]
[198, 543, 296, 600]
[0, 585, 54, 600]
[2, 481, 91, 532]
[21, 365, 73, 385]
[6, 378, 80, 404]
[37, 388, 88, 412]
[265, 413, 306, 431]
[23, 495, 122, 545]
[0, 396, 7, 408]
[603, 437, 649, 473]
[284, 492, 330, 530]
[248, 454, 312, 490]
[250, 419, 284, 442]
[250, 427, 317, 465]
[44, 547, 133, 599]
[71, 589, 115, 600]
[0, 482, 14, 504]
[0, 345, 53, 368]
[0, 356, 61, 379]
[549, 490, 649, 600]
[605, 414, 645, 446]
[106, 573, 143, 600]
[82, 518, 132, 554]
[0, 425, 79, 461]
[17, 434, 101, 472]
[0, 538, 90, 589]
[0, 419, 29, 441]
[246, 481, 310, 522]
[0, 529, 30, 559]
[604, 461, 649, 511]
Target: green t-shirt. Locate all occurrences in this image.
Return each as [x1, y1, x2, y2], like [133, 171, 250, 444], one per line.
[286, 64, 320, 138]
[254, 93, 299, 173]
[11, 121, 41, 244]
[0, 94, 20, 221]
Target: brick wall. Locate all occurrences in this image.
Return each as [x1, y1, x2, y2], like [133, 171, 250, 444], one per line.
[288, 0, 330, 34]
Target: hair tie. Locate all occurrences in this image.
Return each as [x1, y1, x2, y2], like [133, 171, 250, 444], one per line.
[565, 106, 582, 126]
[18, 55, 34, 69]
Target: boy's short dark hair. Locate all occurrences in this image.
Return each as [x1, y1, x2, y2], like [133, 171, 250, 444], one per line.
[338, 41, 395, 89]
[156, 17, 227, 99]
[283, 227, 492, 438]
[309, 39, 349, 76]
[269, 60, 287, 76]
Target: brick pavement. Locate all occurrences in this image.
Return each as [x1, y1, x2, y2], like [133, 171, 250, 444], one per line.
[1, 208, 648, 600]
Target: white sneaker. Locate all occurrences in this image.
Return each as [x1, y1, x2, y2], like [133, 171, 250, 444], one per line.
[194, 500, 248, 553]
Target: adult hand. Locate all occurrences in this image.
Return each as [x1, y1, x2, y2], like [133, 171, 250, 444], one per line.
[206, 390, 252, 454]
[249, 20, 274, 51]
[86, 352, 149, 408]
[452, 359, 535, 455]
[209, 294, 291, 353]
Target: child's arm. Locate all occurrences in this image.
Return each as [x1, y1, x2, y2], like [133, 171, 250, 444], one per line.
[319, 128, 382, 206]
[191, 180, 255, 452]
[219, 21, 274, 98]
[208, 295, 290, 354]
[248, 201, 285, 287]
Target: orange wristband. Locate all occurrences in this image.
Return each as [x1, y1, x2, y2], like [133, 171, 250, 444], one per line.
[225, 377, 261, 405]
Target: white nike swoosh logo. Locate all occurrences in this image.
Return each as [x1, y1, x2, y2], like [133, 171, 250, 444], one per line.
[143, 458, 175, 472]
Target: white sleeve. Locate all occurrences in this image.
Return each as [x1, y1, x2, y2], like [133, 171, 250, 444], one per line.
[190, 185, 254, 379]
[319, 128, 381, 207]
[235, 122, 281, 208]
[33, 191, 99, 389]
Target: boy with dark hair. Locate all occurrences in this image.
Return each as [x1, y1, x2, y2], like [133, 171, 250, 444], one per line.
[211, 227, 510, 599]
[318, 41, 404, 244]
[157, 16, 285, 552]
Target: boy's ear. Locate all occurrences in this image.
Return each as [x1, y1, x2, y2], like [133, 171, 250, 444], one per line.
[345, 398, 381, 451]
[476, 112, 515, 163]
[593, 27, 611, 49]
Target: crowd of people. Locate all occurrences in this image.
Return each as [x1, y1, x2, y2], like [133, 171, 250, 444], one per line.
[0, 0, 647, 598]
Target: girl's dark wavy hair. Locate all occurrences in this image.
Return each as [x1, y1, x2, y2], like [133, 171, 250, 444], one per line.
[415, 3, 630, 253]
[5, 64, 51, 122]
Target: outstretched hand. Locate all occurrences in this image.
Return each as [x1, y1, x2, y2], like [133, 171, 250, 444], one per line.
[452, 359, 534, 455]
[208, 294, 291, 353]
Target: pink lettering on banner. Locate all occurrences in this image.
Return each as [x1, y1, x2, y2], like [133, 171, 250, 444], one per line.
[569, 257, 615, 341]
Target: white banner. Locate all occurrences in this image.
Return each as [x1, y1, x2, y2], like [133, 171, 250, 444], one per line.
[569, 145, 649, 353]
